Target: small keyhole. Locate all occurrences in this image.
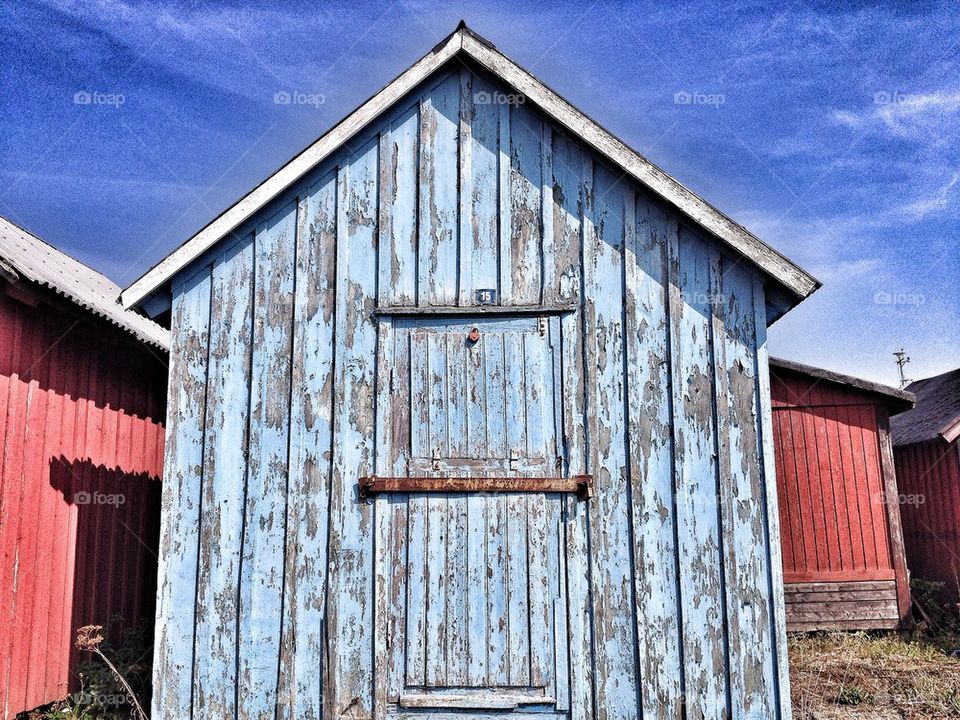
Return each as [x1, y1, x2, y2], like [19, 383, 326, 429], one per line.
[468, 327, 480, 343]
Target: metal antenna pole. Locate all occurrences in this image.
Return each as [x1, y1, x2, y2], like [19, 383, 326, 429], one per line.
[893, 348, 912, 389]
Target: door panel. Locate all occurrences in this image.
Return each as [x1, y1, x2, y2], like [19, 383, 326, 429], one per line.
[375, 315, 570, 714]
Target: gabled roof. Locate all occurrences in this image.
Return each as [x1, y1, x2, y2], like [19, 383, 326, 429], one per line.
[120, 22, 820, 311]
[770, 357, 915, 412]
[890, 368, 960, 447]
[0, 216, 169, 349]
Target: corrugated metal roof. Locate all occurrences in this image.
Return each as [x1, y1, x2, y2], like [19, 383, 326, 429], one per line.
[0, 216, 168, 349]
[890, 367, 960, 447]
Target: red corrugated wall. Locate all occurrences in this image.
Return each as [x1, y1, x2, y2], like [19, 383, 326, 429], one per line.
[895, 440, 960, 602]
[770, 371, 898, 583]
[0, 289, 166, 718]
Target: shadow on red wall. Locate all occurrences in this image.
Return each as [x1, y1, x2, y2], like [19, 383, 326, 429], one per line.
[47, 456, 161, 694]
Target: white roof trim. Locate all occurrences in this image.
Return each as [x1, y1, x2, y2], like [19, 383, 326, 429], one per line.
[122, 24, 819, 309]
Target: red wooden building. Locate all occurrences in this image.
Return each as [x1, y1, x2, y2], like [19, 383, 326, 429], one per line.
[769, 358, 914, 630]
[891, 368, 960, 605]
[0, 217, 168, 717]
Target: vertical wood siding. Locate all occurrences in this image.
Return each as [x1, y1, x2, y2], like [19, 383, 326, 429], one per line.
[155, 61, 791, 719]
[771, 374, 896, 581]
[0, 291, 166, 719]
[770, 369, 910, 630]
[895, 440, 960, 603]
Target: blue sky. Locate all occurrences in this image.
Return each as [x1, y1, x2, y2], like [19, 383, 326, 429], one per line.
[1, 0, 957, 385]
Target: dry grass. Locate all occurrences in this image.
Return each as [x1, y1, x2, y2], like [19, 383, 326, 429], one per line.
[790, 632, 960, 719]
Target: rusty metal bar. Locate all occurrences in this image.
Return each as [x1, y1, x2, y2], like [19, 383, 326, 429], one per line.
[359, 475, 593, 500]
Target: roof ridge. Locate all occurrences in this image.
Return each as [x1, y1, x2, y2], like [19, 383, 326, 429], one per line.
[120, 23, 819, 315]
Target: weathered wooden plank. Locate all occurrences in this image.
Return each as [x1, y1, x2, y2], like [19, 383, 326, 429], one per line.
[466, 74, 501, 301]
[784, 569, 895, 583]
[870, 411, 910, 623]
[785, 580, 898, 594]
[484, 332, 507, 459]
[787, 618, 899, 632]
[193, 235, 253, 720]
[425, 333, 448, 686]
[374, 316, 396, 719]
[504, 331, 527, 457]
[446, 493, 469, 685]
[238, 199, 297, 720]
[753, 277, 792, 716]
[583, 165, 638, 720]
[528, 492, 550, 688]
[466, 491, 488, 685]
[379, 105, 419, 306]
[486, 493, 509, 686]
[669, 227, 727, 718]
[419, 73, 460, 307]
[405, 488, 428, 686]
[458, 69, 474, 305]
[405, 331, 429, 687]
[506, 493, 531, 686]
[327, 143, 378, 716]
[399, 692, 556, 709]
[277, 170, 338, 719]
[626, 195, 683, 715]
[152, 265, 212, 719]
[713, 259, 776, 718]
[508, 103, 543, 305]
[540, 125, 555, 302]
[498, 101, 512, 304]
[387, 327, 411, 702]
[447, 333, 468, 459]
[561, 153, 593, 720]
[786, 603, 898, 621]
[785, 589, 898, 604]
[525, 332, 547, 458]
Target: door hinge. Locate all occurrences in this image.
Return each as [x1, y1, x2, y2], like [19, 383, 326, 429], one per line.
[538, 316, 548, 336]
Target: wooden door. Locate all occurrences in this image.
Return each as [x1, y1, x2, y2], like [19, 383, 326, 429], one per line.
[373, 314, 572, 716]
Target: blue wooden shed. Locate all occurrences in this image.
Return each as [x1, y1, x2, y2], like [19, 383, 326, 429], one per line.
[123, 23, 819, 720]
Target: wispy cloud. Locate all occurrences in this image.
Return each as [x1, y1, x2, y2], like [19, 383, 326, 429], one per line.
[832, 90, 960, 144]
[902, 171, 960, 219]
